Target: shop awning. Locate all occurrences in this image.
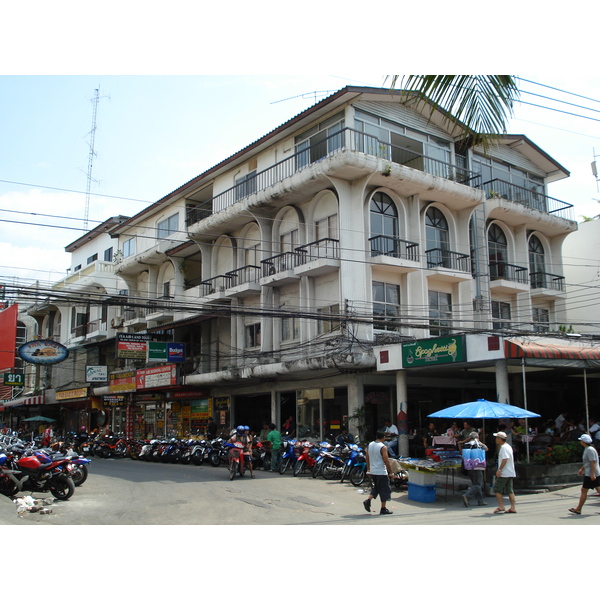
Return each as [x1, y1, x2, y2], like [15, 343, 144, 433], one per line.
[505, 339, 600, 367]
[1, 394, 45, 408]
[146, 313, 217, 332]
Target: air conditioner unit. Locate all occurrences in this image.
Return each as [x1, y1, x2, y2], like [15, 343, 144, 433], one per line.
[111, 317, 124, 328]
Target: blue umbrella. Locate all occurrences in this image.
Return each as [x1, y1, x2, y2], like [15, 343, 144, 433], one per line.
[428, 398, 540, 420]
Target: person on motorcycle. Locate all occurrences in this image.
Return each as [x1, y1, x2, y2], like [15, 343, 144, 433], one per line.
[229, 425, 255, 478]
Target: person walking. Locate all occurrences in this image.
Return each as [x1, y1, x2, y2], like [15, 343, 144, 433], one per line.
[461, 432, 488, 508]
[568, 433, 600, 515]
[363, 429, 394, 515]
[493, 431, 517, 514]
[267, 423, 282, 472]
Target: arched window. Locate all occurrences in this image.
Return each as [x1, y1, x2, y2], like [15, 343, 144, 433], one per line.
[488, 224, 508, 279]
[370, 192, 399, 256]
[529, 235, 546, 288]
[425, 207, 450, 267]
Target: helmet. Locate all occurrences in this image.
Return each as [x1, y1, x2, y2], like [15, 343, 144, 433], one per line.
[244, 426, 250, 432]
[81, 426, 87, 431]
[236, 426, 245, 436]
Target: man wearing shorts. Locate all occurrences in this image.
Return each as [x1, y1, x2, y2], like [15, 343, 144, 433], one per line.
[363, 429, 394, 515]
[569, 433, 600, 515]
[493, 431, 517, 514]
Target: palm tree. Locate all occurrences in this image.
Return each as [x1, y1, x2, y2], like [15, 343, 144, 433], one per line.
[388, 75, 520, 149]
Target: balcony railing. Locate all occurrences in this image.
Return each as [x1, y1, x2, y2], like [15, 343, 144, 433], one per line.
[224, 266, 261, 288]
[369, 235, 419, 261]
[480, 179, 574, 220]
[426, 248, 471, 272]
[489, 261, 528, 285]
[188, 128, 481, 221]
[260, 251, 305, 278]
[530, 271, 565, 291]
[199, 275, 235, 296]
[296, 238, 340, 263]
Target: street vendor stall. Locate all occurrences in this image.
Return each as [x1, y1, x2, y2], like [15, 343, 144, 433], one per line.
[400, 452, 462, 503]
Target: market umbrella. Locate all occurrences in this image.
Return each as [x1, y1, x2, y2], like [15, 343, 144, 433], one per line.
[22, 416, 56, 423]
[428, 398, 541, 464]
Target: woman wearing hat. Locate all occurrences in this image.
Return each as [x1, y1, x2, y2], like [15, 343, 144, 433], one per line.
[569, 433, 600, 515]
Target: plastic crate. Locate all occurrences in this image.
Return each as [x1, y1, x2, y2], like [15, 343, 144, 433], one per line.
[407, 482, 437, 503]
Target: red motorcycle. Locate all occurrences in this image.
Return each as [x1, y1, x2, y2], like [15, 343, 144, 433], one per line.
[227, 441, 246, 480]
[293, 441, 317, 476]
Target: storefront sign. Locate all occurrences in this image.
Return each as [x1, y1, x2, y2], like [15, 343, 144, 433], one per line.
[167, 343, 186, 363]
[116, 333, 151, 359]
[18, 339, 69, 365]
[109, 370, 137, 393]
[103, 395, 126, 407]
[85, 365, 108, 382]
[147, 342, 186, 363]
[56, 388, 88, 400]
[213, 397, 230, 410]
[402, 336, 466, 368]
[136, 364, 178, 390]
[190, 398, 212, 419]
[2, 372, 24, 386]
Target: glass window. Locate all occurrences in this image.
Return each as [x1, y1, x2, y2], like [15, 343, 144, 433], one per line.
[370, 192, 398, 256]
[492, 301, 511, 330]
[123, 237, 135, 258]
[533, 307, 550, 332]
[87, 253, 98, 265]
[529, 235, 546, 288]
[282, 317, 300, 342]
[316, 214, 338, 240]
[157, 214, 179, 239]
[104, 247, 113, 262]
[317, 304, 341, 334]
[295, 114, 345, 169]
[488, 224, 508, 278]
[429, 290, 452, 336]
[235, 171, 257, 201]
[280, 229, 298, 253]
[426, 207, 450, 267]
[245, 322, 261, 348]
[373, 281, 401, 331]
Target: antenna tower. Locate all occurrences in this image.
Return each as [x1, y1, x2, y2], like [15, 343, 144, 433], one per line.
[84, 88, 102, 231]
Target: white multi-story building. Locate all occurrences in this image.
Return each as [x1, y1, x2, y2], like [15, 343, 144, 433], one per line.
[11, 85, 600, 444]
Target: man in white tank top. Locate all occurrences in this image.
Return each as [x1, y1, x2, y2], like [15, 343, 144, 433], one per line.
[363, 429, 394, 515]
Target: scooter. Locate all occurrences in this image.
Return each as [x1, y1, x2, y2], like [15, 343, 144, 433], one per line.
[226, 441, 246, 480]
[293, 441, 317, 476]
[278, 438, 298, 474]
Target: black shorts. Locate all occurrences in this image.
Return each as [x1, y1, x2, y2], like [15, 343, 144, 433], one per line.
[582, 476, 600, 490]
[370, 474, 392, 502]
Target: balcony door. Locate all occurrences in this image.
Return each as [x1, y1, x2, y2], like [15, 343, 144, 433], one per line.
[488, 223, 508, 279]
[426, 207, 450, 267]
[529, 235, 546, 288]
[370, 192, 398, 256]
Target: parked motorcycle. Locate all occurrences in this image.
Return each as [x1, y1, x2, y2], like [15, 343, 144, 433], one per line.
[278, 438, 298, 474]
[208, 438, 229, 467]
[340, 444, 365, 483]
[293, 440, 317, 476]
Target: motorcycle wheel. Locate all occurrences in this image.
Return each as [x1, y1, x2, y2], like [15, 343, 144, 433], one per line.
[179, 453, 191, 465]
[278, 458, 290, 475]
[71, 465, 88, 486]
[293, 460, 305, 477]
[322, 462, 339, 480]
[340, 465, 350, 483]
[191, 452, 204, 466]
[229, 460, 237, 480]
[0, 476, 19, 497]
[50, 474, 75, 500]
[209, 452, 220, 467]
[129, 446, 140, 460]
[312, 461, 323, 478]
[350, 466, 366, 487]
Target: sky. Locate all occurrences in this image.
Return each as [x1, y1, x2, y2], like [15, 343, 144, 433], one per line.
[1, 73, 599, 289]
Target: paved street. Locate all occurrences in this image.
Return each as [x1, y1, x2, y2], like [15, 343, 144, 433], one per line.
[1, 457, 599, 526]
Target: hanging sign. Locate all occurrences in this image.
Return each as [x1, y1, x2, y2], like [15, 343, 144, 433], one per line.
[402, 336, 466, 368]
[116, 333, 151, 359]
[18, 340, 69, 365]
[109, 370, 137, 393]
[136, 364, 178, 390]
[86, 365, 108, 382]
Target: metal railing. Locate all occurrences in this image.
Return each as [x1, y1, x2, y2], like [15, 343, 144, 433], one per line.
[260, 251, 305, 278]
[296, 238, 340, 263]
[190, 127, 481, 219]
[369, 235, 419, 261]
[530, 271, 565, 291]
[198, 275, 235, 296]
[224, 266, 261, 289]
[480, 179, 574, 220]
[426, 248, 471, 272]
[489, 261, 529, 284]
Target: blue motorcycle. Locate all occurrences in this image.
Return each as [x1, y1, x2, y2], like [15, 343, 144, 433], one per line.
[278, 438, 298, 474]
[340, 444, 365, 483]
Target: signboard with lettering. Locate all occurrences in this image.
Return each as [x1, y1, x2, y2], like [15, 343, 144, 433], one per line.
[109, 370, 137, 393]
[103, 395, 126, 407]
[116, 333, 151, 359]
[3, 373, 24, 386]
[136, 364, 178, 390]
[56, 388, 88, 401]
[402, 336, 466, 368]
[18, 340, 69, 365]
[147, 342, 186, 363]
[86, 365, 108, 382]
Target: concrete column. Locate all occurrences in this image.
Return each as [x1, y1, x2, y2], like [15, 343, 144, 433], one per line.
[347, 376, 364, 442]
[396, 370, 409, 457]
[495, 359, 510, 404]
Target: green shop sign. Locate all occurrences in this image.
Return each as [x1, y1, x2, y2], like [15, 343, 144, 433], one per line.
[402, 336, 465, 368]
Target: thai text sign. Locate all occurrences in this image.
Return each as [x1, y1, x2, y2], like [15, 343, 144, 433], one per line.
[56, 388, 88, 400]
[116, 333, 151, 359]
[136, 364, 178, 390]
[109, 370, 137, 393]
[402, 336, 465, 368]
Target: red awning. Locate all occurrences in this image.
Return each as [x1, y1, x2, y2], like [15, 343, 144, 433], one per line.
[2, 395, 45, 408]
[505, 339, 600, 361]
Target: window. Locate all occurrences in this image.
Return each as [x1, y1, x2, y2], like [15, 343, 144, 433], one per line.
[370, 192, 398, 256]
[280, 229, 298, 253]
[488, 224, 508, 279]
[533, 307, 550, 332]
[317, 304, 341, 334]
[429, 290, 452, 336]
[426, 207, 450, 267]
[373, 282, 400, 331]
[104, 247, 113, 262]
[529, 235, 546, 288]
[87, 253, 98, 265]
[245, 322, 261, 348]
[162, 281, 171, 298]
[492, 301, 511, 330]
[295, 113, 345, 170]
[245, 243, 260, 267]
[281, 317, 300, 342]
[235, 171, 257, 201]
[315, 214, 338, 240]
[157, 214, 179, 239]
[123, 237, 135, 258]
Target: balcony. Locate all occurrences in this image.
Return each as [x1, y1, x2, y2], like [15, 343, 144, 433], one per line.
[481, 179, 574, 221]
[145, 297, 176, 322]
[260, 251, 303, 286]
[530, 271, 565, 297]
[199, 275, 234, 300]
[85, 319, 108, 341]
[369, 235, 419, 274]
[224, 266, 261, 298]
[489, 261, 529, 294]
[188, 127, 482, 223]
[295, 238, 340, 276]
[425, 248, 472, 282]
